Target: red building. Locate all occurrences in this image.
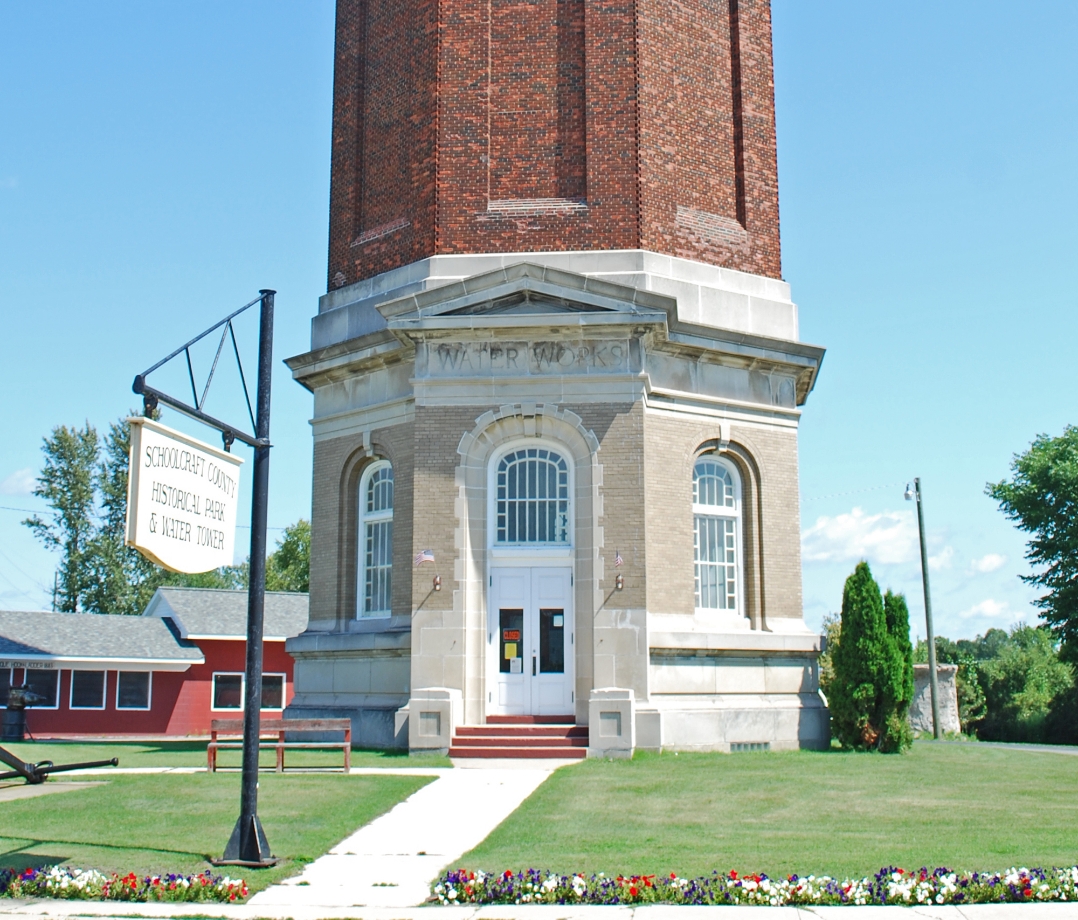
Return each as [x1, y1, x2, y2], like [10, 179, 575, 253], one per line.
[0, 589, 307, 738]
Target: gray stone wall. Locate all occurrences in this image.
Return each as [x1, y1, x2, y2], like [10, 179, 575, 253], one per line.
[910, 663, 961, 735]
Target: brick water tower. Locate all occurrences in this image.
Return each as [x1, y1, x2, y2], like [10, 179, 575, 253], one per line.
[285, 0, 829, 756]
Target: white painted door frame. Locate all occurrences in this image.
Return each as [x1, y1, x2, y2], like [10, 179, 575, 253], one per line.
[486, 565, 574, 717]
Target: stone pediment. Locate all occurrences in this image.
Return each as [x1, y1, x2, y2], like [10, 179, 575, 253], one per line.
[376, 262, 672, 330]
[288, 260, 825, 403]
[444, 293, 607, 316]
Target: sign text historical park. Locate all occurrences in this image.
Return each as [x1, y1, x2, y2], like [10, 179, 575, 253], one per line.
[126, 418, 243, 574]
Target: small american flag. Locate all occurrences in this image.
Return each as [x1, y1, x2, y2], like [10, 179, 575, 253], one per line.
[614, 550, 624, 567]
[414, 549, 435, 566]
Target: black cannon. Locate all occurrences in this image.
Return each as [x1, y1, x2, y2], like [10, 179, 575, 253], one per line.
[0, 684, 118, 784]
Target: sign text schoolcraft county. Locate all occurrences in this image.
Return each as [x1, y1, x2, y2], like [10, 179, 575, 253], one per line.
[125, 418, 243, 574]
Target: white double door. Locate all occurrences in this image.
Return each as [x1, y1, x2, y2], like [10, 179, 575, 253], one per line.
[488, 566, 574, 717]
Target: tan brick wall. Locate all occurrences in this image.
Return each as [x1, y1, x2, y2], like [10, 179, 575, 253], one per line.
[568, 402, 645, 608]
[644, 411, 803, 623]
[309, 422, 415, 628]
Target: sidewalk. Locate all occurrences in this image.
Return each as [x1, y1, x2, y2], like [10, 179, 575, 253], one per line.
[246, 760, 555, 909]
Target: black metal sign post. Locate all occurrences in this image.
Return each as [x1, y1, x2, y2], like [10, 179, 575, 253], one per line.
[132, 289, 277, 867]
[221, 289, 275, 865]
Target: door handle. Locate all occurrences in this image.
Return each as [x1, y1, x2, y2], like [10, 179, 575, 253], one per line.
[532, 655, 537, 676]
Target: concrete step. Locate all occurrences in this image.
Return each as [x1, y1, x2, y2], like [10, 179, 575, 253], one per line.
[452, 734, 588, 748]
[448, 744, 587, 759]
[485, 715, 575, 725]
[456, 725, 588, 738]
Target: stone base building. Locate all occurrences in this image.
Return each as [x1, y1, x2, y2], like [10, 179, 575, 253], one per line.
[285, 0, 828, 756]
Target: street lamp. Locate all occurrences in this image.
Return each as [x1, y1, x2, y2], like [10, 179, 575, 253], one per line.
[906, 477, 941, 739]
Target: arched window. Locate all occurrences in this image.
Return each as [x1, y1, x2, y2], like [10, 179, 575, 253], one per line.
[495, 447, 570, 545]
[693, 455, 741, 613]
[358, 460, 393, 617]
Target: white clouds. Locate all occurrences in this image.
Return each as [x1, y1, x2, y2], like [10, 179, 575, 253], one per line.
[970, 553, 1007, 574]
[928, 546, 954, 571]
[0, 468, 35, 495]
[957, 598, 1013, 621]
[801, 507, 919, 565]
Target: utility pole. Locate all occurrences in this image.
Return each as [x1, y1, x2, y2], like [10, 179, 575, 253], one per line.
[907, 477, 941, 739]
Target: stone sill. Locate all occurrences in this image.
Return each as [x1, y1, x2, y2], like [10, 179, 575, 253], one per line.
[650, 630, 823, 655]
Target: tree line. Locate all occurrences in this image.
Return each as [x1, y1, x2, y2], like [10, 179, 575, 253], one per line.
[821, 424, 1078, 749]
[24, 414, 309, 615]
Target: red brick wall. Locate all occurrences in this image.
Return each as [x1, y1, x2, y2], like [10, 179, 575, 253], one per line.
[327, 0, 782, 289]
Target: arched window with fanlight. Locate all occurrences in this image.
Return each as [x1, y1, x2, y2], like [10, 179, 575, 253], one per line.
[495, 447, 570, 545]
[358, 460, 393, 617]
[693, 455, 741, 613]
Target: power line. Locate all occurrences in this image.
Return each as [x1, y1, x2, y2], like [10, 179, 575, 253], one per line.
[0, 547, 51, 593]
[0, 504, 57, 515]
[800, 481, 908, 504]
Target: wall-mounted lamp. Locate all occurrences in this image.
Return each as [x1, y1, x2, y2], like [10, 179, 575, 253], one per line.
[615, 574, 624, 591]
[433, 574, 442, 591]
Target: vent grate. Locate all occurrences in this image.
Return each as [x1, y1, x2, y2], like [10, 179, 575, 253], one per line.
[730, 742, 770, 753]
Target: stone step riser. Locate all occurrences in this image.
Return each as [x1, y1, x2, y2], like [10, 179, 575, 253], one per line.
[456, 727, 588, 739]
[448, 746, 587, 759]
[453, 736, 588, 748]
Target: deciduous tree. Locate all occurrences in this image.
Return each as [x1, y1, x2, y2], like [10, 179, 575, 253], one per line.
[988, 425, 1078, 653]
[24, 423, 99, 612]
[265, 519, 310, 593]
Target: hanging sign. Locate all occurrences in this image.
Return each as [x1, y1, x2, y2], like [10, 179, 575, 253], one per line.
[126, 417, 244, 574]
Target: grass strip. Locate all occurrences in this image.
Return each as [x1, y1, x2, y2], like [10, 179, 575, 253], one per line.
[3, 739, 450, 769]
[0, 772, 431, 894]
[461, 743, 1078, 879]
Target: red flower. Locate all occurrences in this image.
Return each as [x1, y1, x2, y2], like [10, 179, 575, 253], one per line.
[504, 870, 513, 879]
[630, 886, 638, 897]
[729, 870, 738, 880]
[1024, 888, 1032, 898]
[670, 872, 677, 879]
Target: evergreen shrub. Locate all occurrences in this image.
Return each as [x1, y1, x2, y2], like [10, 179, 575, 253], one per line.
[829, 562, 913, 752]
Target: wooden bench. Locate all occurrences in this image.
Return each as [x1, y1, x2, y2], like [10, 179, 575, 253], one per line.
[207, 718, 351, 773]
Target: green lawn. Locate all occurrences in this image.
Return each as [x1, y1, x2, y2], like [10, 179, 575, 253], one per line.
[461, 743, 1078, 879]
[3, 739, 450, 769]
[0, 772, 432, 892]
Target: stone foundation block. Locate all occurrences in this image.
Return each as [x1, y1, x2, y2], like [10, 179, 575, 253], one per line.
[588, 688, 635, 758]
[406, 687, 463, 755]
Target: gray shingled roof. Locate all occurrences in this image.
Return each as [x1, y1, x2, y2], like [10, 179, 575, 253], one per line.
[144, 587, 308, 640]
[0, 609, 203, 667]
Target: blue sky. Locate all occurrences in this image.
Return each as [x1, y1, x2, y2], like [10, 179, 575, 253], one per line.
[1, 2, 1075, 641]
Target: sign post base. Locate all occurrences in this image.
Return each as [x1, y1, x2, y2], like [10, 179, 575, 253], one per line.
[214, 813, 277, 868]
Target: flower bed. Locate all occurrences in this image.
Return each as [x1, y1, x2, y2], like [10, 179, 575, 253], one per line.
[435, 866, 1078, 906]
[0, 867, 248, 902]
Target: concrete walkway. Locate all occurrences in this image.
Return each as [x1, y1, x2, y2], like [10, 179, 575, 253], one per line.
[246, 760, 557, 909]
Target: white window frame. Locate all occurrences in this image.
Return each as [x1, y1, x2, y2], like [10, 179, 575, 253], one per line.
[115, 671, 153, 711]
[69, 669, 107, 710]
[488, 439, 574, 558]
[23, 668, 60, 710]
[210, 671, 286, 711]
[357, 459, 394, 618]
[260, 673, 287, 711]
[692, 453, 744, 618]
